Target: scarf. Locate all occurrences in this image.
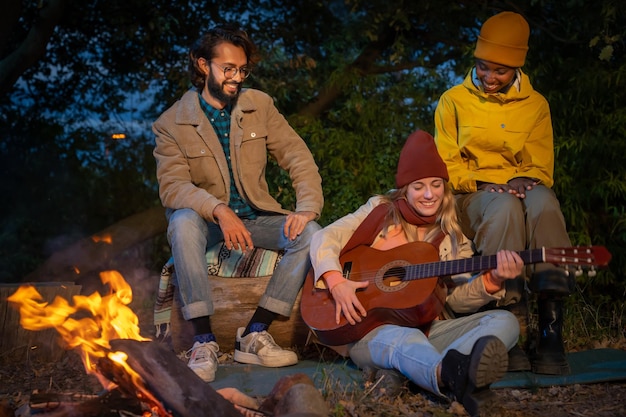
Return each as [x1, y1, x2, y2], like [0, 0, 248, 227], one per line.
[340, 199, 444, 257]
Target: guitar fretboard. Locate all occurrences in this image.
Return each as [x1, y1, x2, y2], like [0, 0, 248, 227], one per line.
[404, 248, 545, 280]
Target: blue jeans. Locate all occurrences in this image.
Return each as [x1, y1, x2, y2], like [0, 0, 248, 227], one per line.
[347, 310, 519, 396]
[166, 208, 321, 320]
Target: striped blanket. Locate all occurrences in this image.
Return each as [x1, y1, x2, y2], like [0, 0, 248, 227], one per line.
[154, 242, 283, 338]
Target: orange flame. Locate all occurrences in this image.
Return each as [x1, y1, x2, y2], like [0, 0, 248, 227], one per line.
[92, 234, 113, 244]
[8, 271, 150, 386]
[8, 271, 171, 416]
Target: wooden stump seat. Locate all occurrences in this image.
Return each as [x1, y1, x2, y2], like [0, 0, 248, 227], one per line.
[154, 243, 309, 353]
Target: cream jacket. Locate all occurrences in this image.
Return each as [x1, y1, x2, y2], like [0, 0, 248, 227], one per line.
[434, 69, 554, 193]
[309, 196, 505, 317]
[153, 89, 323, 222]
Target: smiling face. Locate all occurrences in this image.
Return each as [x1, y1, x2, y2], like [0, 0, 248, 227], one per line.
[475, 59, 517, 94]
[405, 177, 445, 217]
[199, 41, 248, 108]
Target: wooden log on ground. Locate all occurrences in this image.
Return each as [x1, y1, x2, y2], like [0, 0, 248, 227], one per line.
[100, 339, 242, 417]
[0, 283, 82, 363]
[169, 275, 309, 353]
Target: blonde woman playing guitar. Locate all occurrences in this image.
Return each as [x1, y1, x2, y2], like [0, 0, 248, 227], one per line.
[307, 130, 526, 417]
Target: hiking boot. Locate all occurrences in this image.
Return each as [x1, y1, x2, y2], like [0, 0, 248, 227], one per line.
[234, 327, 298, 367]
[441, 336, 508, 417]
[187, 341, 219, 382]
[508, 344, 531, 372]
[529, 269, 572, 375]
[531, 296, 571, 375]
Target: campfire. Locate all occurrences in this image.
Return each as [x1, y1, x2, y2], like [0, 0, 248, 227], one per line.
[7, 270, 245, 417]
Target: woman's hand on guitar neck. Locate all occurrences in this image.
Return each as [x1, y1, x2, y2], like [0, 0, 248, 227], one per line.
[483, 250, 524, 293]
[323, 271, 369, 325]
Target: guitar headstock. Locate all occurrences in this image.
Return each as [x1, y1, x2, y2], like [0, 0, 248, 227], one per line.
[544, 246, 612, 268]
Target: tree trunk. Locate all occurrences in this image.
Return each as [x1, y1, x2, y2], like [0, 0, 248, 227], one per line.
[22, 206, 167, 283]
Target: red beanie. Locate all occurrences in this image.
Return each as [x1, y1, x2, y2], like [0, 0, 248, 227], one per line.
[395, 130, 449, 188]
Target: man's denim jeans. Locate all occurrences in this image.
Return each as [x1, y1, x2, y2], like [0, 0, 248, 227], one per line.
[166, 208, 321, 320]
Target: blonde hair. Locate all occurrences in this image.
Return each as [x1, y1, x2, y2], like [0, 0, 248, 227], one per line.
[379, 181, 464, 257]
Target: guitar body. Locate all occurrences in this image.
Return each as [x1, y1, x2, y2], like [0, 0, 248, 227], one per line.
[301, 242, 447, 346]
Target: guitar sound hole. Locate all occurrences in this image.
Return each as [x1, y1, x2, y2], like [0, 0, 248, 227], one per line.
[376, 261, 411, 292]
[382, 267, 406, 287]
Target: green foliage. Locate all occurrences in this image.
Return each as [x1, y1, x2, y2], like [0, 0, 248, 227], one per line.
[524, 1, 626, 337]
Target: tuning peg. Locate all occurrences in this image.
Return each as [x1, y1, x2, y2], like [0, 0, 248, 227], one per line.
[587, 268, 597, 277]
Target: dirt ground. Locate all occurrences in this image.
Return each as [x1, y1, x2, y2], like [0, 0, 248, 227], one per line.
[2, 269, 624, 416]
[1, 346, 625, 417]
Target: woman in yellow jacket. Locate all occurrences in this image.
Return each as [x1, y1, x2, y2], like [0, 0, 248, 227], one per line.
[434, 12, 572, 376]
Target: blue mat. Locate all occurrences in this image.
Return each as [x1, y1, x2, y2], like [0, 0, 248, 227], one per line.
[211, 358, 362, 396]
[492, 348, 626, 388]
[210, 349, 626, 396]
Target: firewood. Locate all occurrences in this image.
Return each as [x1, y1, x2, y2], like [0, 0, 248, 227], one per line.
[100, 339, 242, 417]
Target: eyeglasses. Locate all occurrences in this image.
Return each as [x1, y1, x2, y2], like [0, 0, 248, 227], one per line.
[210, 61, 251, 79]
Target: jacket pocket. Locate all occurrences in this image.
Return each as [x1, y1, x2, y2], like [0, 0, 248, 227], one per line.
[184, 145, 213, 158]
[240, 125, 268, 165]
[242, 125, 269, 142]
[501, 121, 531, 156]
[184, 145, 223, 191]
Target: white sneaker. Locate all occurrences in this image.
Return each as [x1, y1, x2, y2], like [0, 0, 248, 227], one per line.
[186, 341, 219, 382]
[234, 327, 298, 367]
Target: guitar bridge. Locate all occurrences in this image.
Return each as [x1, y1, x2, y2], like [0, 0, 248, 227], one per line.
[343, 261, 353, 280]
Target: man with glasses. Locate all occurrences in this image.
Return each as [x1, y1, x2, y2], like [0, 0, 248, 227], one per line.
[153, 26, 323, 382]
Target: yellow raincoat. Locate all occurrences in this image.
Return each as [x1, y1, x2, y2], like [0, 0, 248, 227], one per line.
[434, 69, 554, 193]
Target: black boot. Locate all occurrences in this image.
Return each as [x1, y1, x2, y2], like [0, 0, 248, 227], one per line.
[441, 336, 508, 417]
[507, 344, 531, 372]
[529, 269, 574, 375]
[504, 295, 531, 372]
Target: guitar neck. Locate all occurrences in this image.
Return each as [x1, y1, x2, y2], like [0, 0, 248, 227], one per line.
[405, 248, 545, 280]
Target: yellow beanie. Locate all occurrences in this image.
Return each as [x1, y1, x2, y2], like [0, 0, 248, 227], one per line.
[474, 12, 530, 68]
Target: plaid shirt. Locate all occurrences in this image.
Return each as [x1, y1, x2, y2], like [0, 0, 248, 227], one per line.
[198, 93, 258, 219]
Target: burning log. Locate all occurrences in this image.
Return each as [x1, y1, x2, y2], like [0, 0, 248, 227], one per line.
[98, 338, 242, 417]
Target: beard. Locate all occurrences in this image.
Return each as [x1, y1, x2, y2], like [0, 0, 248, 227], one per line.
[206, 70, 241, 106]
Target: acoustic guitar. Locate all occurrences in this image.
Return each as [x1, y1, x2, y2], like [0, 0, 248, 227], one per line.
[300, 242, 611, 346]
